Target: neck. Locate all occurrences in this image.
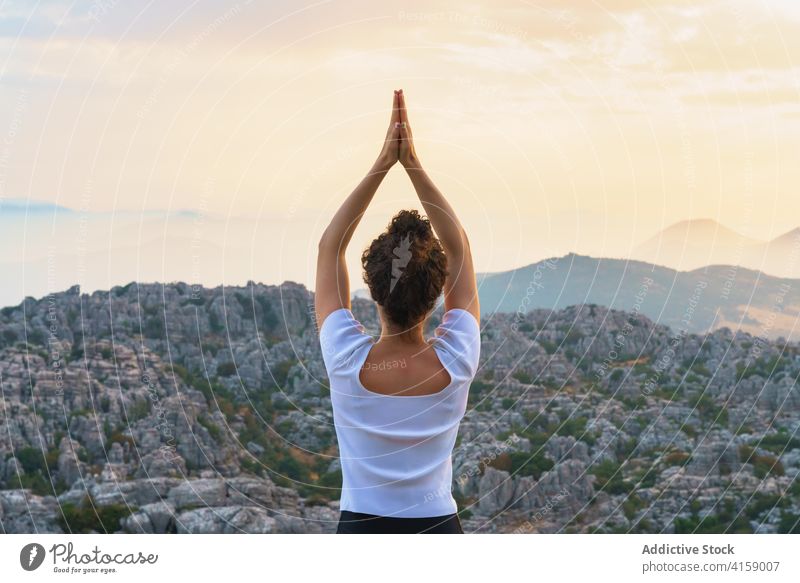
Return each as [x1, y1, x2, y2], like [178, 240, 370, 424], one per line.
[379, 321, 425, 345]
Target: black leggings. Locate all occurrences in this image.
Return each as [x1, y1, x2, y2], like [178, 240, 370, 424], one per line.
[336, 510, 464, 534]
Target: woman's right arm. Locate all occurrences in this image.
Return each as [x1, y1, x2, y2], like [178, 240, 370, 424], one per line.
[397, 90, 480, 322]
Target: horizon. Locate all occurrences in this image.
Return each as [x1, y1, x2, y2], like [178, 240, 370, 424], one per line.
[4, 247, 798, 308]
[4, 197, 800, 242]
[1, 202, 800, 308]
[5, 249, 799, 343]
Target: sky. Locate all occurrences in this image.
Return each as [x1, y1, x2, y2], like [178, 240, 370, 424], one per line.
[1, 0, 799, 302]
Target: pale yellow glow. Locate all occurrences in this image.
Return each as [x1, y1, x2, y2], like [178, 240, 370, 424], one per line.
[0, 0, 798, 304]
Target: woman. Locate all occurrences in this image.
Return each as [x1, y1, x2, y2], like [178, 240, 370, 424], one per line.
[316, 89, 481, 534]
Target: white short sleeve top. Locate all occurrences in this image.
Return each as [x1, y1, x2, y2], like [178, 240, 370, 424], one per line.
[319, 307, 481, 518]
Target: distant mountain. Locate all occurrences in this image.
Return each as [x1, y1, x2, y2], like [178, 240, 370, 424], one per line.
[0, 198, 202, 219]
[771, 227, 800, 247]
[478, 253, 800, 341]
[0, 198, 75, 215]
[351, 288, 372, 300]
[0, 205, 296, 308]
[632, 219, 800, 278]
[759, 228, 800, 278]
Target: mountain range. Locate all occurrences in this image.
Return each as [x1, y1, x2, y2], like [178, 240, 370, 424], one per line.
[631, 219, 800, 278]
[477, 253, 799, 341]
[1, 202, 798, 341]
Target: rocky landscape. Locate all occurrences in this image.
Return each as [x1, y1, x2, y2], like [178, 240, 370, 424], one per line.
[1, 281, 798, 533]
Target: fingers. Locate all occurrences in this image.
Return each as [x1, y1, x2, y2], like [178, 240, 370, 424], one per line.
[391, 90, 400, 124]
[398, 89, 407, 123]
[385, 91, 401, 140]
[389, 121, 400, 144]
[397, 90, 413, 138]
[385, 92, 398, 139]
[398, 120, 410, 144]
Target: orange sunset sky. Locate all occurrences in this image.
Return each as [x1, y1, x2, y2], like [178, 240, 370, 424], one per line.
[0, 0, 799, 301]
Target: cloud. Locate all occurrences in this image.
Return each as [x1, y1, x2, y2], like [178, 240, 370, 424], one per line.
[1, 0, 799, 249]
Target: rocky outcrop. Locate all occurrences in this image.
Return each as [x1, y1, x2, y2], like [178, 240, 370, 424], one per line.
[0, 489, 63, 533]
[1, 282, 799, 533]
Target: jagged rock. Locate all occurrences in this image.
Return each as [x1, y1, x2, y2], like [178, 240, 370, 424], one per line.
[272, 514, 310, 533]
[546, 435, 590, 464]
[225, 477, 275, 507]
[685, 430, 739, 475]
[513, 460, 595, 517]
[167, 478, 228, 509]
[272, 486, 301, 513]
[57, 437, 84, 486]
[2, 282, 799, 534]
[108, 441, 125, 464]
[91, 477, 178, 506]
[477, 467, 516, 515]
[175, 506, 277, 533]
[2, 456, 21, 482]
[122, 500, 177, 533]
[0, 489, 62, 533]
[298, 503, 339, 534]
[135, 450, 187, 479]
[246, 441, 264, 456]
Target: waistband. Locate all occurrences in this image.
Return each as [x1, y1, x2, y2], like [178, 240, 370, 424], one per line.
[336, 510, 464, 534]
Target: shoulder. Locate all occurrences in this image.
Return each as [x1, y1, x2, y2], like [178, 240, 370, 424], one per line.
[437, 307, 480, 333]
[319, 308, 373, 373]
[431, 308, 481, 380]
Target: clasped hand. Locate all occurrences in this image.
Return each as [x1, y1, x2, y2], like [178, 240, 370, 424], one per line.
[376, 89, 419, 171]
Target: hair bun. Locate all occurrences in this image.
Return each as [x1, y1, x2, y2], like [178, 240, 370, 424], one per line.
[387, 209, 433, 241]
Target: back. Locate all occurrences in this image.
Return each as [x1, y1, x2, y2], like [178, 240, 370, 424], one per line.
[359, 339, 452, 397]
[319, 308, 481, 518]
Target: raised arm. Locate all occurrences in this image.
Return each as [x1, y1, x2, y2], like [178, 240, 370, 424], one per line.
[397, 90, 480, 322]
[315, 91, 401, 331]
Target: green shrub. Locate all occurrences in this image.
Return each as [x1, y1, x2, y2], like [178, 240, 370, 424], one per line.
[15, 447, 47, 474]
[591, 459, 632, 495]
[270, 359, 295, 387]
[216, 362, 237, 377]
[197, 415, 222, 442]
[673, 498, 751, 534]
[739, 445, 784, 478]
[758, 432, 800, 454]
[143, 316, 164, 338]
[538, 340, 557, 354]
[508, 451, 554, 480]
[778, 512, 800, 534]
[512, 370, 533, 384]
[468, 380, 492, 406]
[57, 496, 135, 533]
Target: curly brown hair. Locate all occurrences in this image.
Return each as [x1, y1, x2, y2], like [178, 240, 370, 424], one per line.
[361, 210, 448, 329]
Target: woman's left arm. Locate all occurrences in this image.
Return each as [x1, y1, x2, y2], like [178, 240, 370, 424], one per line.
[315, 91, 401, 331]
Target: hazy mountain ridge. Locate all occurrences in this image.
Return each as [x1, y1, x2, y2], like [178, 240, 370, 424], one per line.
[1, 282, 798, 534]
[632, 219, 800, 278]
[478, 253, 800, 342]
[2, 206, 797, 309]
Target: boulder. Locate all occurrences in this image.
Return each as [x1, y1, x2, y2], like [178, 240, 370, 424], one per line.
[167, 478, 227, 509]
[175, 506, 277, 534]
